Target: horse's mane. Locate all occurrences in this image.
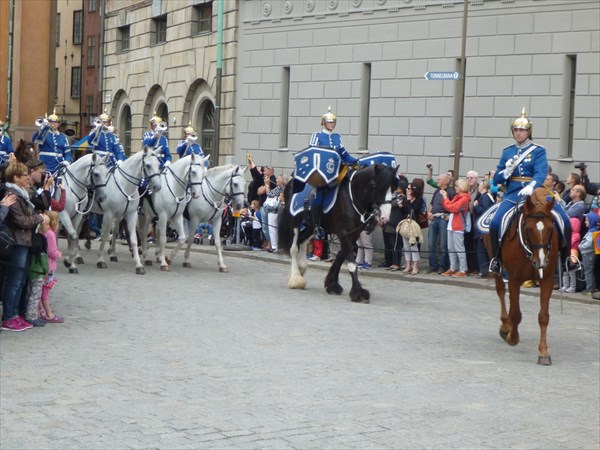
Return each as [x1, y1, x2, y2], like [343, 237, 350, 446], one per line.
[524, 188, 555, 216]
[206, 164, 237, 175]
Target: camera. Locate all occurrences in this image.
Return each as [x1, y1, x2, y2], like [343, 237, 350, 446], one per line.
[426, 163, 433, 169]
[574, 162, 587, 170]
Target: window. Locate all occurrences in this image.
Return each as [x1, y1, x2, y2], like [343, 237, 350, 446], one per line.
[118, 26, 130, 51]
[54, 68, 59, 99]
[71, 67, 81, 98]
[279, 67, 290, 148]
[562, 55, 577, 158]
[56, 13, 61, 47]
[73, 10, 83, 45]
[122, 106, 132, 156]
[86, 95, 94, 125]
[87, 35, 96, 67]
[192, 2, 212, 35]
[152, 15, 167, 45]
[359, 63, 371, 150]
[88, 0, 97, 13]
[202, 102, 215, 159]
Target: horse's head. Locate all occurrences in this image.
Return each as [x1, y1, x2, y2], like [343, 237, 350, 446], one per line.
[143, 146, 163, 192]
[15, 139, 38, 164]
[227, 165, 247, 210]
[187, 153, 207, 200]
[90, 153, 110, 204]
[353, 164, 394, 228]
[521, 188, 557, 274]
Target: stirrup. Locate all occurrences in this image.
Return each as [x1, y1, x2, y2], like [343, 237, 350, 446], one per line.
[313, 226, 325, 240]
[488, 257, 502, 275]
[565, 255, 582, 273]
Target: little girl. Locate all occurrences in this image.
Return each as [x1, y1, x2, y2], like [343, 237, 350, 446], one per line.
[40, 210, 64, 323]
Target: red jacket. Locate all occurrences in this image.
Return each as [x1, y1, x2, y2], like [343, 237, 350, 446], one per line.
[442, 192, 471, 231]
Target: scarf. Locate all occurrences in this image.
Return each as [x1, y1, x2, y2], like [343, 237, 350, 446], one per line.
[5, 182, 36, 212]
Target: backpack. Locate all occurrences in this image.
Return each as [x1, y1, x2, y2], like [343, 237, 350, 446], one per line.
[30, 231, 48, 260]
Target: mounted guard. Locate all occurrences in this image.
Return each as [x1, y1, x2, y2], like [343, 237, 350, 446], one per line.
[486, 108, 578, 275]
[33, 109, 71, 174]
[86, 110, 126, 168]
[176, 123, 208, 167]
[142, 112, 171, 168]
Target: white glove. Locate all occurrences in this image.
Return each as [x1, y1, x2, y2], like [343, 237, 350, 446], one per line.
[62, 160, 70, 167]
[164, 160, 171, 167]
[503, 157, 517, 179]
[518, 181, 536, 197]
[116, 160, 123, 166]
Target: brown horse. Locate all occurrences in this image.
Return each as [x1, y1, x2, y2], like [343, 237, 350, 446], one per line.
[494, 187, 559, 365]
[14, 139, 39, 164]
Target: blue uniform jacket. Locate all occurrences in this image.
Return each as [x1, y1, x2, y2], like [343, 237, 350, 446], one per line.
[143, 132, 171, 167]
[0, 133, 14, 164]
[33, 129, 72, 173]
[490, 141, 570, 234]
[309, 130, 357, 165]
[176, 141, 208, 167]
[87, 129, 126, 166]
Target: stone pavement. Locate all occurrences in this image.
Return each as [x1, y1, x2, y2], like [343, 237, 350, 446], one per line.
[0, 240, 598, 449]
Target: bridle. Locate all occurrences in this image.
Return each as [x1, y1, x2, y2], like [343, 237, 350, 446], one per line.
[200, 168, 245, 222]
[347, 168, 391, 232]
[60, 157, 105, 216]
[109, 150, 161, 201]
[518, 202, 555, 260]
[164, 160, 205, 204]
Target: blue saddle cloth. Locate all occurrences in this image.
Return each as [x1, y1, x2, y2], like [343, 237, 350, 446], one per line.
[290, 183, 340, 217]
[357, 152, 396, 168]
[294, 147, 341, 187]
[476, 201, 566, 239]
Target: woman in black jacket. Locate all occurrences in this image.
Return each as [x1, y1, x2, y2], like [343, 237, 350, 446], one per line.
[399, 182, 425, 274]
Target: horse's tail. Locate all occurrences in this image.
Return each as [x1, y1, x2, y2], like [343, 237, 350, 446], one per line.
[278, 181, 295, 256]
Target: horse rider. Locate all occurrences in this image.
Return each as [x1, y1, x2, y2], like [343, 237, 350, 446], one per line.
[33, 109, 72, 174]
[0, 119, 14, 166]
[86, 110, 126, 168]
[309, 106, 358, 167]
[176, 123, 208, 167]
[488, 108, 577, 275]
[142, 112, 171, 168]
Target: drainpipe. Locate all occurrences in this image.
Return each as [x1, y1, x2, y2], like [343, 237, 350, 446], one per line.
[5, 0, 15, 127]
[214, 0, 223, 163]
[453, 0, 468, 178]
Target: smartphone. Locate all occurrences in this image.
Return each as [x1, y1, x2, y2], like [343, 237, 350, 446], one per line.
[56, 176, 63, 184]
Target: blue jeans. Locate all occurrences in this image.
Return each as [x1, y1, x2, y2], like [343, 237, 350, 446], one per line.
[2, 245, 30, 321]
[428, 217, 449, 272]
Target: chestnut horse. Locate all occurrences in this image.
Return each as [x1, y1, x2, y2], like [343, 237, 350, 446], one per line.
[494, 187, 559, 365]
[14, 139, 39, 164]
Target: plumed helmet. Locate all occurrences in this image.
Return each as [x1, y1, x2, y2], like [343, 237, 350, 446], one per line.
[150, 111, 163, 124]
[184, 122, 196, 134]
[321, 106, 336, 125]
[99, 109, 111, 122]
[511, 107, 532, 132]
[48, 108, 61, 123]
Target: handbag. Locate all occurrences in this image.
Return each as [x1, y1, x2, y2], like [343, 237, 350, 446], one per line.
[0, 225, 15, 259]
[396, 211, 423, 244]
[264, 195, 280, 213]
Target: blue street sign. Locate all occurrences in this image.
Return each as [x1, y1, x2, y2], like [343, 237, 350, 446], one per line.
[424, 71, 460, 80]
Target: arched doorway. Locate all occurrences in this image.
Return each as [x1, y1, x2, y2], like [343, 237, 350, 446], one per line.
[201, 101, 216, 162]
[119, 105, 132, 156]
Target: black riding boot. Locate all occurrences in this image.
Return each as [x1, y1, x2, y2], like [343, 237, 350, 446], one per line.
[488, 229, 502, 275]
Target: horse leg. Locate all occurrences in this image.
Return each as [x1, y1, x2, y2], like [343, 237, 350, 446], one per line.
[157, 215, 170, 271]
[324, 251, 345, 296]
[109, 219, 119, 262]
[182, 218, 195, 268]
[138, 214, 152, 266]
[96, 214, 113, 269]
[288, 228, 306, 289]
[537, 275, 553, 365]
[504, 279, 522, 346]
[348, 260, 370, 304]
[212, 216, 228, 272]
[60, 212, 81, 273]
[297, 240, 308, 276]
[495, 274, 511, 341]
[166, 215, 186, 267]
[125, 210, 145, 275]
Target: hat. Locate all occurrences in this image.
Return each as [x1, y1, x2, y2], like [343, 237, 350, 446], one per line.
[321, 106, 336, 124]
[584, 211, 599, 230]
[184, 122, 196, 134]
[48, 108, 61, 123]
[511, 107, 532, 131]
[150, 111, 163, 124]
[99, 108, 111, 122]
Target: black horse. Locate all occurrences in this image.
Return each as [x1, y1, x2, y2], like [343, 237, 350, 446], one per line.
[278, 163, 399, 303]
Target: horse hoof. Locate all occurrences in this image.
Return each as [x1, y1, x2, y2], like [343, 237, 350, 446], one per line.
[183, 262, 192, 268]
[160, 265, 170, 272]
[499, 329, 509, 341]
[144, 260, 153, 267]
[326, 286, 343, 295]
[97, 262, 107, 269]
[84, 241, 91, 250]
[136, 267, 146, 275]
[219, 267, 229, 273]
[75, 256, 85, 264]
[110, 256, 118, 262]
[362, 298, 371, 304]
[165, 258, 172, 265]
[69, 267, 79, 274]
[537, 355, 552, 366]
[63, 259, 72, 268]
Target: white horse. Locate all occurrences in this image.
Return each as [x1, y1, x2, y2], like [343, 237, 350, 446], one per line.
[59, 153, 109, 274]
[94, 147, 163, 274]
[138, 153, 208, 271]
[171, 164, 247, 272]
